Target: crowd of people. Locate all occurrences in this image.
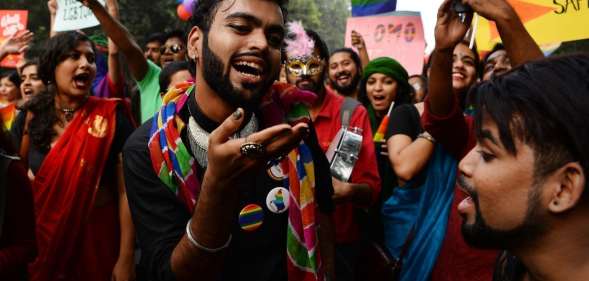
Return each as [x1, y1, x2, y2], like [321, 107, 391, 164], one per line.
[0, 0, 588, 281]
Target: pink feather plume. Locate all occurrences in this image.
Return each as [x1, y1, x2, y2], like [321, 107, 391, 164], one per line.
[285, 21, 315, 58]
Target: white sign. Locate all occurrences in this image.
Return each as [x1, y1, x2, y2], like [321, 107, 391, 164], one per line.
[53, 0, 106, 32]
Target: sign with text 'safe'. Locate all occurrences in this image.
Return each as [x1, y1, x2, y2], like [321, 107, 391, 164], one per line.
[345, 12, 425, 75]
[476, 0, 589, 51]
[54, 0, 106, 32]
[0, 10, 28, 68]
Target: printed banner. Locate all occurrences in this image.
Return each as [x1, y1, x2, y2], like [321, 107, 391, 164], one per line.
[53, 0, 106, 32]
[345, 12, 425, 75]
[475, 0, 589, 51]
[0, 10, 28, 68]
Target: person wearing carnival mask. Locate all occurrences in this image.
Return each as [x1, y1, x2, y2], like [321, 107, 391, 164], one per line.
[121, 0, 336, 280]
[284, 22, 380, 281]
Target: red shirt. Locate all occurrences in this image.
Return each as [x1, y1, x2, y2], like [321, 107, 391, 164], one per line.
[313, 89, 381, 243]
[422, 95, 498, 281]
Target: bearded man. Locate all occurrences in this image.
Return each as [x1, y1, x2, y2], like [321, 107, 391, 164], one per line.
[284, 25, 380, 281]
[458, 54, 589, 281]
[122, 0, 335, 280]
[327, 48, 363, 99]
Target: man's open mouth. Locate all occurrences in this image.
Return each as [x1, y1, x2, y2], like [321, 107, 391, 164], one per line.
[232, 57, 266, 84]
[336, 73, 351, 84]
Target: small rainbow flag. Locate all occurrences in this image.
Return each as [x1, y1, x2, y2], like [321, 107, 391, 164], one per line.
[351, 0, 397, 17]
[0, 103, 16, 130]
[373, 102, 394, 142]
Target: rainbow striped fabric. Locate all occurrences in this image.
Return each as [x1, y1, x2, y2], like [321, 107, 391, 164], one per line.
[373, 114, 390, 142]
[351, 0, 397, 17]
[149, 81, 323, 281]
[148, 81, 200, 214]
[285, 143, 323, 281]
[0, 103, 16, 130]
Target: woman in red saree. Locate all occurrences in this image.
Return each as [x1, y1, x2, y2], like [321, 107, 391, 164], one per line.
[12, 31, 136, 281]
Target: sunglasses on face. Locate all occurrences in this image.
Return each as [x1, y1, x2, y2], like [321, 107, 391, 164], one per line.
[160, 44, 184, 54]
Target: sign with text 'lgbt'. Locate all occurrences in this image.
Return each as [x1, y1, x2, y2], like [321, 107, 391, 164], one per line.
[476, 0, 589, 51]
[0, 10, 28, 68]
[54, 0, 106, 32]
[345, 12, 425, 75]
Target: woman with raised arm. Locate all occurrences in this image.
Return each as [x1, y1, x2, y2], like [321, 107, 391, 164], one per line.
[11, 31, 136, 281]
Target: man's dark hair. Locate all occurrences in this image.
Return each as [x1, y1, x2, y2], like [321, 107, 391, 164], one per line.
[145, 32, 165, 45]
[483, 43, 505, 64]
[480, 43, 506, 76]
[164, 29, 187, 46]
[159, 61, 192, 93]
[329, 48, 362, 71]
[305, 29, 329, 62]
[472, 54, 589, 194]
[191, 0, 289, 33]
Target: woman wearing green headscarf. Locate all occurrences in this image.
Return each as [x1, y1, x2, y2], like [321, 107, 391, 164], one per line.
[357, 57, 415, 245]
[358, 57, 413, 201]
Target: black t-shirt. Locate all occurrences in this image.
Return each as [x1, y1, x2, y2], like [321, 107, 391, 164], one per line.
[123, 96, 334, 281]
[386, 104, 423, 141]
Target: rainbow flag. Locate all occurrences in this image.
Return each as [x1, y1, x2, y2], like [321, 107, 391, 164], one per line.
[0, 103, 16, 130]
[373, 102, 394, 142]
[351, 0, 396, 17]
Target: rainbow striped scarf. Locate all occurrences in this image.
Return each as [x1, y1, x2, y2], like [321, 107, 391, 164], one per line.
[148, 81, 200, 213]
[149, 81, 324, 281]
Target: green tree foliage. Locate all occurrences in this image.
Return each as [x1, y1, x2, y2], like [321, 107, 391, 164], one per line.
[288, 0, 351, 53]
[2, 0, 182, 57]
[2, 0, 352, 57]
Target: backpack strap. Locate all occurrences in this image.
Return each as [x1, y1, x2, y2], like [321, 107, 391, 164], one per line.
[340, 97, 361, 127]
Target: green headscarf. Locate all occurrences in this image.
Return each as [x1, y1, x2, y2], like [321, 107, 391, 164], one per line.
[362, 57, 410, 91]
[361, 57, 412, 130]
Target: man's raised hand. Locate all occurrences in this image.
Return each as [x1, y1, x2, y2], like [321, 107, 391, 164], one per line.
[205, 108, 309, 187]
[434, 0, 473, 52]
[463, 0, 517, 23]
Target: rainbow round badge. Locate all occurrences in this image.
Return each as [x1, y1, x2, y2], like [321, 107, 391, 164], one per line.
[238, 204, 264, 232]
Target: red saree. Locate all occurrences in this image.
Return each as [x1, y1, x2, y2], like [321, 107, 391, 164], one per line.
[29, 97, 121, 281]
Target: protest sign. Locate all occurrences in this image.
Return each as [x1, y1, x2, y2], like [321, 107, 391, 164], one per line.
[475, 0, 589, 51]
[345, 12, 426, 75]
[53, 0, 106, 32]
[0, 10, 28, 68]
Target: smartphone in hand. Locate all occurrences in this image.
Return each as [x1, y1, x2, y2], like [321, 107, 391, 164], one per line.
[451, 0, 472, 13]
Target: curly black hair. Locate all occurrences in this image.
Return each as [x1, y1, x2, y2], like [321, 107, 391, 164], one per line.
[25, 31, 95, 153]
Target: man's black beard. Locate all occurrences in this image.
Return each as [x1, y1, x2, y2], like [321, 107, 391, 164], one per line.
[293, 73, 325, 96]
[201, 33, 272, 112]
[459, 176, 548, 250]
[330, 71, 360, 96]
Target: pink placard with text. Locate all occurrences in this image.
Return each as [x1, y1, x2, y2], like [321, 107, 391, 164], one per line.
[345, 12, 426, 75]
